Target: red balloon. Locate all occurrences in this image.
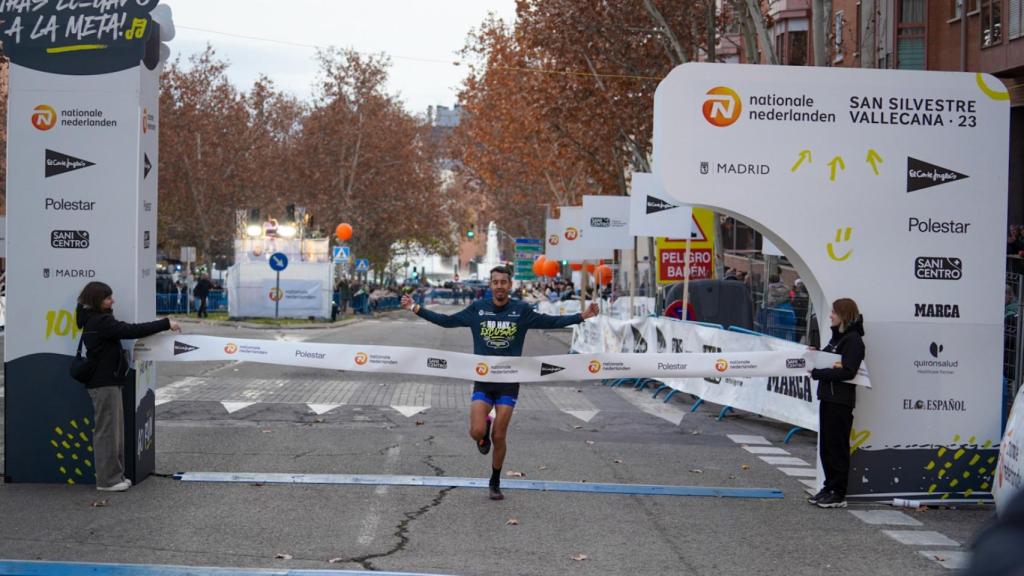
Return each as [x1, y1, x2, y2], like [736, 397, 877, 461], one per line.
[569, 262, 583, 271]
[595, 265, 613, 285]
[533, 256, 547, 276]
[335, 223, 353, 241]
[543, 259, 560, 277]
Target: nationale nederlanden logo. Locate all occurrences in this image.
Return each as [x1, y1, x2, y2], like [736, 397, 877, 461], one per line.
[224, 343, 238, 354]
[564, 227, 579, 241]
[32, 105, 57, 131]
[702, 87, 742, 127]
[475, 362, 490, 376]
[715, 359, 730, 372]
[588, 360, 602, 374]
[355, 352, 369, 365]
[548, 234, 559, 246]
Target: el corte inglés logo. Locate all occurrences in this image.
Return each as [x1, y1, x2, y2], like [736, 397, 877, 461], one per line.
[702, 87, 742, 127]
[224, 343, 238, 355]
[588, 360, 602, 374]
[355, 352, 369, 365]
[715, 359, 729, 372]
[475, 362, 490, 376]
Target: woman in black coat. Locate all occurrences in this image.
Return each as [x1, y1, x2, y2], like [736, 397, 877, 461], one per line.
[807, 297, 865, 509]
[75, 281, 180, 491]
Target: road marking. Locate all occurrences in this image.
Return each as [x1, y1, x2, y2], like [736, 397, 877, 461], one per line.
[758, 456, 810, 467]
[882, 530, 960, 547]
[307, 403, 342, 415]
[777, 467, 817, 478]
[565, 410, 600, 422]
[798, 478, 819, 489]
[358, 442, 401, 546]
[155, 377, 206, 406]
[743, 446, 790, 455]
[848, 510, 923, 526]
[613, 388, 685, 426]
[727, 434, 770, 445]
[392, 405, 428, 418]
[221, 401, 256, 414]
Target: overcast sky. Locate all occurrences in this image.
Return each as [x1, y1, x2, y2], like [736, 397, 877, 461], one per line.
[165, 0, 517, 116]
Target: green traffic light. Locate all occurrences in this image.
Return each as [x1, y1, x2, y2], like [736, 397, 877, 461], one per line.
[466, 230, 475, 238]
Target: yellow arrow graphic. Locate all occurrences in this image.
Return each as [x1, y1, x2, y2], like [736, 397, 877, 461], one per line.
[828, 156, 845, 182]
[866, 149, 883, 176]
[790, 150, 812, 173]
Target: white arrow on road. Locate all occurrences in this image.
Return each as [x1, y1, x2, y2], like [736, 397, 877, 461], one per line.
[221, 401, 257, 414]
[392, 406, 429, 418]
[565, 410, 600, 423]
[307, 403, 343, 415]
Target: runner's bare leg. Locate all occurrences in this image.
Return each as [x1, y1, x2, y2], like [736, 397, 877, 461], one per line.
[491, 404, 514, 470]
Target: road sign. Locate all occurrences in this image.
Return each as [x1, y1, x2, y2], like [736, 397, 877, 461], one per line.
[355, 259, 370, 273]
[269, 252, 288, 272]
[514, 238, 542, 281]
[332, 246, 350, 263]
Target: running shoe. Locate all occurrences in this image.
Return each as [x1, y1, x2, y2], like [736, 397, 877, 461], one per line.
[489, 485, 504, 500]
[477, 416, 492, 455]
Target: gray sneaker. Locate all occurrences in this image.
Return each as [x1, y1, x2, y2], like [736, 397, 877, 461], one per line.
[97, 480, 130, 492]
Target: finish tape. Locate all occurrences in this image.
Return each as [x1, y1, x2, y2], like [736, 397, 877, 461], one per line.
[135, 333, 869, 386]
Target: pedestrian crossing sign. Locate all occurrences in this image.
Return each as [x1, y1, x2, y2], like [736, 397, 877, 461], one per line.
[355, 259, 370, 273]
[333, 246, 350, 263]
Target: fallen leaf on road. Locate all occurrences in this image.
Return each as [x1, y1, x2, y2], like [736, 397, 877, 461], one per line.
[537, 465, 548, 471]
[740, 464, 750, 470]
[275, 553, 293, 560]
[691, 430, 702, 435]
[689, 469, 704, 474]
[90, 499, 109, 508]
[329, 558, 345, 564]
[613, 459, 623, 464]
[415, 420, 425, 426]
[313, 418, 324, 423]
[261, 428, 274, 434]
[506, 518, 520, 526]
[572, 425, 583, 429]
[585, 440, 595, 445]
[572, 553, 588, 562]
[506, 470, 526, 478]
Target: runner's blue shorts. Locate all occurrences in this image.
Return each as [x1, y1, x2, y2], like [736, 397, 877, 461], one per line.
[471, 382, 519, 407]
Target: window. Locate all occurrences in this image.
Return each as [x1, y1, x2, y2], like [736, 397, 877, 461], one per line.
[835, 11, 845, 50]
[982, 0, 1003, 46]
[789, 31, 808, 65]
[1010, 0, 1023, 38]
[898, 0, 926, 69]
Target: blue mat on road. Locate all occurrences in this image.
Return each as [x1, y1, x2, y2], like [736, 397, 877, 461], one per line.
[174, 472, 783, 499]
[0, 560, 454, 576]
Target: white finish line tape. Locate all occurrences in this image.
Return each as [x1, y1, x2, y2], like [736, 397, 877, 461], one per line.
[135, 332, 869, 385]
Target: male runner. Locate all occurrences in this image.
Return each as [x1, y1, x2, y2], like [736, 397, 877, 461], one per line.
[401, 265, 599, 500]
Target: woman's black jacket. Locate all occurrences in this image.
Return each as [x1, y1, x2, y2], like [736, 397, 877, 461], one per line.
[76, 305, 170, 389]
[810, 317, 865, 408]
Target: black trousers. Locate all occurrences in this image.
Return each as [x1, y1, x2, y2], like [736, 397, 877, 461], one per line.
[819, 401, 854, 495]
[198, 297, 208, 318]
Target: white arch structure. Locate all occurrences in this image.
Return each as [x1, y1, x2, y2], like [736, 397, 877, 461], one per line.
[654, 63, 1010, 501]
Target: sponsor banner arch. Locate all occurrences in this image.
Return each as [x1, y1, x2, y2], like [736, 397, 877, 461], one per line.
[654, 63, 1009, 501]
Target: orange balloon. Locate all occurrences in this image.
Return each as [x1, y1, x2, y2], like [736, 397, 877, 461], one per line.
[569, 262, 583, 271]
[584, 263, 596, 273]
[532, 256, 547, 276]
[595, 265, 613, 285]
[335, 223, 353, 241]
[543, 259, 560, 277]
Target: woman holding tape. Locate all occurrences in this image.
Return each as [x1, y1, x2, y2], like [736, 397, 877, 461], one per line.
[76, 281, 180, 492]
[808, 298, 865, 509]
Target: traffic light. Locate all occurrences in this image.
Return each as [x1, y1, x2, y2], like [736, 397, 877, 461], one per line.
[466, 224, 476, 238]
[561, 260, 568, 267]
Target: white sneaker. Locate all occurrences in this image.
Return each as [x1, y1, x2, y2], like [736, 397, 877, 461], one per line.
[97, 480, 130, 492]
[123, 478, 132, 487]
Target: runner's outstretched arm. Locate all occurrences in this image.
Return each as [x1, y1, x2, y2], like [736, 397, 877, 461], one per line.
[400, 294, 473, 328]
[524, 302, 599, 329]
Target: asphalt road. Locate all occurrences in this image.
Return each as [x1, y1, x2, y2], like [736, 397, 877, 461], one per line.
[0, 308, 995, 575]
